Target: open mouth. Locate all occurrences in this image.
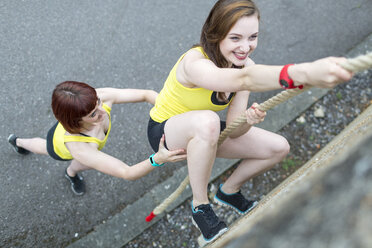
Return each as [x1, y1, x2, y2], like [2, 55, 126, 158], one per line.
[233, 52, 247, 60]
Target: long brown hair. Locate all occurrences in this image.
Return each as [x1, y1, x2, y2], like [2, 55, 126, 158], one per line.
[51, 81, 98, 134]
[199, 0, 260, 69]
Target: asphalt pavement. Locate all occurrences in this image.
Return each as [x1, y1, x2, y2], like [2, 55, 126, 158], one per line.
[1, 0, 371, 247]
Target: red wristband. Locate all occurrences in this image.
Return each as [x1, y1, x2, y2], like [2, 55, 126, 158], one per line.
[279, 64, 303, 89]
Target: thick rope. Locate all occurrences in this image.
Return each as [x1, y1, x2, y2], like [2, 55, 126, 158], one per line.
[339, 52, 372, 73]
[146, 51, 372, 221]
[217, 86, 311, 146]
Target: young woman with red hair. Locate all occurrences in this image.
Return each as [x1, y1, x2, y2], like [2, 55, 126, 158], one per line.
[8, 81, 186, 195]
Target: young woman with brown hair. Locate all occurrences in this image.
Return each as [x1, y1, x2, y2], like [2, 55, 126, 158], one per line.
[147, 0, 353, 242]
[8, 81, 186, 195]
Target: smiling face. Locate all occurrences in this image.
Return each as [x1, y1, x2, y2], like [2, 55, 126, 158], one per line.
[219, 14, 259, 67]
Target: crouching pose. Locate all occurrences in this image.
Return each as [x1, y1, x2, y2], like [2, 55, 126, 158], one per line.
[147, 0, 353, 243]
[8, 81, 186, 195]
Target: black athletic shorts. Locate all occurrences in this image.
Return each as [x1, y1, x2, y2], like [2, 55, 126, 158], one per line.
[147, 117, 227, 152]
[46, 121, 72, 161]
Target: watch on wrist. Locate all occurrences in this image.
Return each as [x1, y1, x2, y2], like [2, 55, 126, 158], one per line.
[149, 153, 165, 167]
[279, 64, 303, 89]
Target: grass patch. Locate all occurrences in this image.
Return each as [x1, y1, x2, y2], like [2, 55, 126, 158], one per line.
[281, 158, 301, 171]
[336, 92, 343, 100]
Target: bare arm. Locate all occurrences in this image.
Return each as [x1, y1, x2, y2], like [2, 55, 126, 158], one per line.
[179, 50, 353, 92]
[66, 136, 186, 181]
[96, 88, 158, 108]
[226, 91, 266, 138]
[226, 91, 250, 138]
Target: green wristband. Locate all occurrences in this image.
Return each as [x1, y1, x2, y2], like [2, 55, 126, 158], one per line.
[149, 153, 164, 167]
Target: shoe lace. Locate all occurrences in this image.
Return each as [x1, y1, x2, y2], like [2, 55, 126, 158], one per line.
[235, 191, 252, 209]
[199, 204, 220, 227]
[71, 175, 82, 184]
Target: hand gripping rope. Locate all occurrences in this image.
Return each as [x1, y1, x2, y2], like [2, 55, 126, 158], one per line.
[146, 51, 372, 222]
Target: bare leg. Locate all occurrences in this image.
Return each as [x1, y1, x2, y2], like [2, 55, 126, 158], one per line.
[16, 137, 48, 155]
[217, 127, 290, 194]
[164, 110, 221, 207]
[66, 159, 91, 177]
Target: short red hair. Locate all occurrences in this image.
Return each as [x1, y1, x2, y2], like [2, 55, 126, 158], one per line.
[52, 81, 98, 134]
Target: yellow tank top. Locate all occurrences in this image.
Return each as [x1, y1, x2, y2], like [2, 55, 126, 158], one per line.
[150, 46, 235, 123]
[53, 103, 112, 160]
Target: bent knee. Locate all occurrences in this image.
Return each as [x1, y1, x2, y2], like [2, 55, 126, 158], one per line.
[274, 136, 290, 159]
[195, 111, 220, 142]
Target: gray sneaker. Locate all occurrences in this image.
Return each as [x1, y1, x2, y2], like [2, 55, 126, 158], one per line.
[65, 169, 85, 196]
[8, 134, 30, 155]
